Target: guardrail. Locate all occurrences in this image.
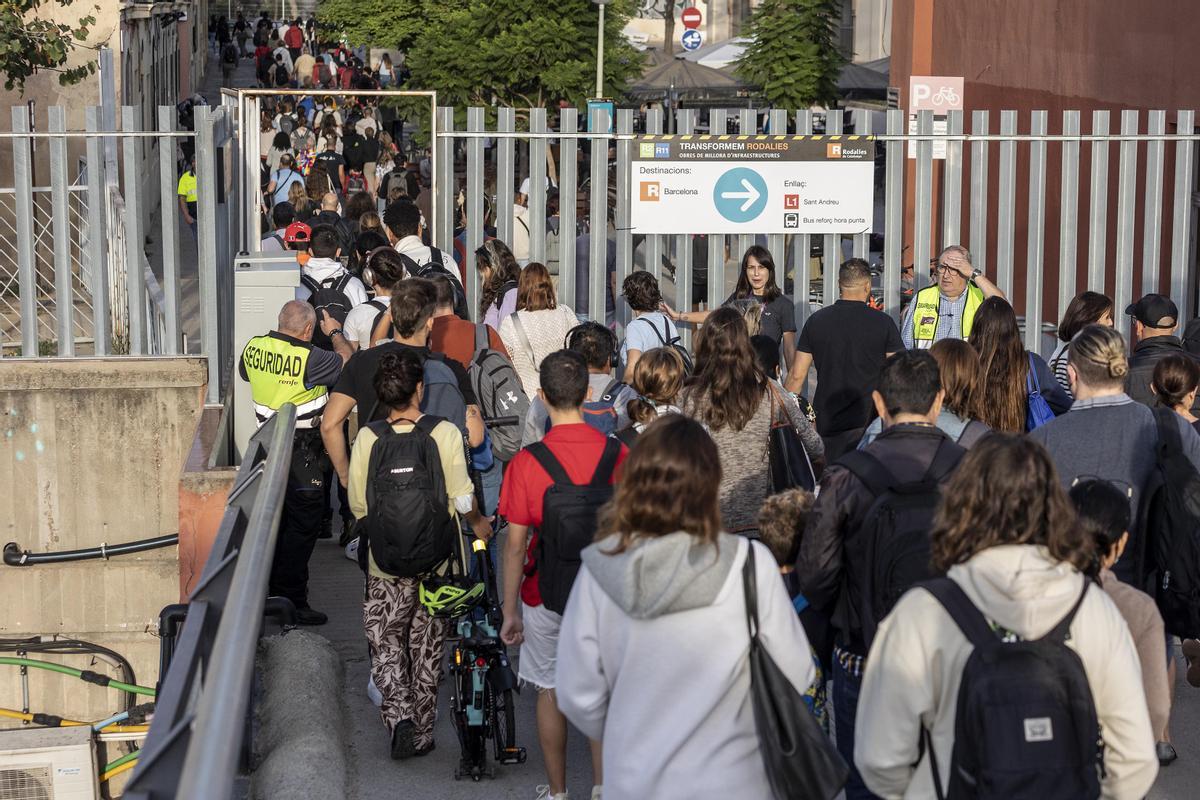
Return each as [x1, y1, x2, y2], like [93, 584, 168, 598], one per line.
[123, 404, 296, 800]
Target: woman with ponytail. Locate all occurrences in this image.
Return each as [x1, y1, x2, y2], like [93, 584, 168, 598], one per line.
[1030, 323, 1200, 583]
[616, 347, 686, 446]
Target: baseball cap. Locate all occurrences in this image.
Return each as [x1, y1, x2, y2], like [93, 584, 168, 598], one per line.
[518, 176, 549, 197]
[1125, 293, 1178, 328]
[284, 221, 312, 244]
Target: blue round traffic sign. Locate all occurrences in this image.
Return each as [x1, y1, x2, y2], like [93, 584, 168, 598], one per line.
[681, 29, 702, 51]
[713, 168, 768, 223]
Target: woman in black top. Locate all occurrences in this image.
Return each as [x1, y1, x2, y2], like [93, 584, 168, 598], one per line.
[1152, 353, 1200, 434]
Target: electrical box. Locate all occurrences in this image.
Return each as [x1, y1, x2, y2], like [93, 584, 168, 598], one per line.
[232, 252, 302, 461]
[0, 726, 99, 800]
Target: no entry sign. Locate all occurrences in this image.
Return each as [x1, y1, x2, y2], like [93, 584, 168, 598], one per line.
[681, 7, 702, 29]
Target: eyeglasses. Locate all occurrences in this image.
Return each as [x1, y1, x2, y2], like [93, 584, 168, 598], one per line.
[934, 263, 959, 276]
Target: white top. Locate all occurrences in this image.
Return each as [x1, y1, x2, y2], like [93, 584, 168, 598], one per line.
[295, 258, 369, 306]
[620, 311, 680, 366]
[343, 297, 389, 347]
[857, 544, 1158, 800]
[394, 235, 461, 277]
[557, 537, 814, 800]
[498, 305, 580, 394]
[512, 204, 532, 263]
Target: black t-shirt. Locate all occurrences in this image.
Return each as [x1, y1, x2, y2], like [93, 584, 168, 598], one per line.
[724, 292, 796, 346]
[797, 299, 903, 436]
[332, 341, 477, 423]
[314, 150, 345, 178]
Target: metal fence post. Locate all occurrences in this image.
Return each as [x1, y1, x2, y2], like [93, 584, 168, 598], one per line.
[884, 109, 905, 321]
[824, 109, 844, 307]
[738, 107, 757, 260]
[1142, 110, 1166, 294]
[1114, 110, 1140, 338]
[465, 107, 485, 320]
[794, 110, 814, 324]
[435, 107, 455, 253]
[913, 110, 934, 294]
[496, 108, 516, 249]
[122, 106, 147, 355]
[707, 109, 728, 311]
[559, 108, 578, 309]
[1025, 110, 1048, 353]
[614, 108, 634, 336]
[11, 106, 37, 355]
[1058, 110, 1081, 318]
[588, 106, 610, 324]
[1087, 111, 1111, 292]
[49, 107, 74, 356]
[675, 108, 696, 349]
[942, 109, 964, 248]
[158, 106, 182, 354]
[768, 108, 789, 269]
[195, 105, 220, 402]
[643, 107, 663, 284]
[529, 107, 548, 266]
[852, 111, 874, 260]
[1170, 111, 1196, 319]
[996, 110, 1017, 299]
[969, 110, 990, 275]
[85, 107, 111, 355]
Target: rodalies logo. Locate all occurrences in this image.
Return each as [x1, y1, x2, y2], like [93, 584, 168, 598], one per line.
[640, 182, 661, 201]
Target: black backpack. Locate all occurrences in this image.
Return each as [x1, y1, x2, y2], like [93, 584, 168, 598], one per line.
[631, 315, 694, 375]
[363, 416, 457, 578]
[468, 323, 530, 462]
[399, 249, 469, 320]
[300, 272, 355, 349]
[274, 62, 290, 87]
[839, 437, 964, 647]
[364, 298, 391, 346]
[920, 577, 1103, 800]
[1142, 408, 1200, 637]
[222, 44, 239, 65]
[528, 438, 622, 614]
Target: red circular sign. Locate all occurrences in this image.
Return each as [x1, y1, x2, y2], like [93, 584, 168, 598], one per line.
[681, 7, 702, 29]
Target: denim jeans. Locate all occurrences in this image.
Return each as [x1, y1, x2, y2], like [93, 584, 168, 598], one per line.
[832, 656, 882, 800]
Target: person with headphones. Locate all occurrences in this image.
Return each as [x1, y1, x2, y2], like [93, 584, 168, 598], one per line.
[520, 321, 636, 446]
[343, 247, 408, 350]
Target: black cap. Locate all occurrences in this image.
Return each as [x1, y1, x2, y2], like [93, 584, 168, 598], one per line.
[1125, 293, 1178, 328]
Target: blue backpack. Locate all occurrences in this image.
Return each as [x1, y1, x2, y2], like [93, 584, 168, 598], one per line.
[542, 378, 624, 437]
[1025, 353, 1055, 432]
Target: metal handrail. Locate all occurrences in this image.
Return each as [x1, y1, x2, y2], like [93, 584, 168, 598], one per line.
[123, 404, 297, 800]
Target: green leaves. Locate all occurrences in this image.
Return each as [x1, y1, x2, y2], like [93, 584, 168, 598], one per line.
[734, 0, 843, 109]
[1, 0, 98, 92]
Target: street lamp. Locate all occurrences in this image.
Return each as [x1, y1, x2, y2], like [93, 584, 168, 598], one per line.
[593, 0, 610, 98]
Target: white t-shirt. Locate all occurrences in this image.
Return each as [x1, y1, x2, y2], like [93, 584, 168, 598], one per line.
[395, 235, 461, 278]
[620, 311, 680, 365]
[343, 297, 390, 348]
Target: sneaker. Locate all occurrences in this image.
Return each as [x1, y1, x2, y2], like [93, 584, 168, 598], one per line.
[1158, 741, 1178, 766]
[318, 518, 333, 540]
[590, 788, 602, 800]
[1183, 639, 1200, 687]
[345, 538, 360, 563]
[366, 675, 383, 707]
[534, 787, 568, 800]
[391, 719, 417, 760]
[294, 606, 328, 626]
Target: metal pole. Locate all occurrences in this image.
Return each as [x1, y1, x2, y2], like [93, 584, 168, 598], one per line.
[595, 2, 606, 98]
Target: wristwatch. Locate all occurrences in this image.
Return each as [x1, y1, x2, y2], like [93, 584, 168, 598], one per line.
[328, 328, 344, 338]
[970, 269, 982, 280]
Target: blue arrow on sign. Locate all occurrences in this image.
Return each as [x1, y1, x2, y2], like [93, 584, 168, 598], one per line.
[713, 168, 768, 223]
[681, 29, 702, 51]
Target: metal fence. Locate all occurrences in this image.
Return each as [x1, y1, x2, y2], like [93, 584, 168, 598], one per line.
[123, 403, 295, 800]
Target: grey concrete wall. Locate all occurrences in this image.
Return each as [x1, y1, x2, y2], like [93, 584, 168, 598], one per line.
[0, 357, 206, 722]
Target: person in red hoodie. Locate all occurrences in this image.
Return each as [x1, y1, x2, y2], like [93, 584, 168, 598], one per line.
[283, 18, 304, 63]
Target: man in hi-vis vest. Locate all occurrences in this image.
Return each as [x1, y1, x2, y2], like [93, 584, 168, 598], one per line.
[900, 245, 1004, 350]
[240, 300, 353, 625]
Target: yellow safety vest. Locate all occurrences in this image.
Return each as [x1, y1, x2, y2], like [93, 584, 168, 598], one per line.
[910, 284, 985, 348]
[177, 170, 198, 204]
[241, 332, 327, 427]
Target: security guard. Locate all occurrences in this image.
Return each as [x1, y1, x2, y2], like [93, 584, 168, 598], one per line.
[176, 153, 198, 240]
[900, 245, 1004, 349]
[240, 300, 354, 625]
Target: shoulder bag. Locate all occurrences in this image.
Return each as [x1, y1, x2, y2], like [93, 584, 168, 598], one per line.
[743, 543, 848, 799]
[767, 382, 816, 494]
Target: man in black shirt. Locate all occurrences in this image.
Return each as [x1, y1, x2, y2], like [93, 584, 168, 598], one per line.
[787, 258, 903, 460]
[313, 136, 346, 195]
[320, 278, 484, 489]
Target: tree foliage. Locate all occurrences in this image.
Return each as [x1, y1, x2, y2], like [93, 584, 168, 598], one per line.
[1, 0, 97, 92]
[316, 0, 644, 109]
[734, 0, 843, 109]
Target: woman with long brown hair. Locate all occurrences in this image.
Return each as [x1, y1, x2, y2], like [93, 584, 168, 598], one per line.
[1152, 353, 1200, 434]
[855, 434, 1158, 799]
[969, 296, 1070, 432]
[498, 262, 579, 393]
[1050, 290, 1114, 393]
[556, 415, 815, 800]
[477, 239, 522, 328]
[680, 306, 822, 531]
[618, 347, 686, 445]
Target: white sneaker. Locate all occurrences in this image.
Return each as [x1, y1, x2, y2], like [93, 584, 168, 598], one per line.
[366, 675, 383, 707]
[590, 787, 602, 800]
[344, 538, 359, 562]
[534, 786, 569, 800]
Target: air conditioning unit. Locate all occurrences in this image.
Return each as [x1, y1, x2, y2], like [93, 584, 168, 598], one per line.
[0, 726, 98, 800]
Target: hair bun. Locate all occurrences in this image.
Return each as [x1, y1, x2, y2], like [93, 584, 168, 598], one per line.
[1108, 358, 1128, 379]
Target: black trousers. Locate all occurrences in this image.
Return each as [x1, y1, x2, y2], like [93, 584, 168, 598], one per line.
[323, 419, 352, 525]
[821, 427, 867, 463]
[270, 428, 327, 607]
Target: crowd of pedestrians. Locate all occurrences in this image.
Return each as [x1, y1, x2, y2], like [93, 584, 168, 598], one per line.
[226, 20, 1200, 799]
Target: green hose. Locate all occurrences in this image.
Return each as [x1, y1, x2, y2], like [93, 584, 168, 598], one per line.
[102, 750, 139, 773]
[0, 656, 156, 697]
